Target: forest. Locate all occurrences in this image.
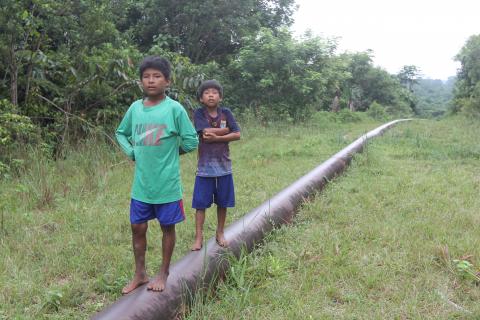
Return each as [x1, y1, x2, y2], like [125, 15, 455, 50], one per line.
[2, 0, 478, 176]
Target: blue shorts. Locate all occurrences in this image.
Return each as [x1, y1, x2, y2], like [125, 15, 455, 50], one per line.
[130, 199, 185, 226]
[192, 174, 235, 209]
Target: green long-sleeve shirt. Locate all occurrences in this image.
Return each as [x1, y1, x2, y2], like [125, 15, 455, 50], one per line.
[116, 97, 198, 204]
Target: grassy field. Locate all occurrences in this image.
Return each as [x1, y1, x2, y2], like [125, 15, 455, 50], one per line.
[1, 114, 479, 319]
[0, 112, 380, 319]
[186, 116, 480, 319]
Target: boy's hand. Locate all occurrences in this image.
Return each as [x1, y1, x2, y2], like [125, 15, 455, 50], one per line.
[202, 131, 217, 142]
[203, 128, 215, 134]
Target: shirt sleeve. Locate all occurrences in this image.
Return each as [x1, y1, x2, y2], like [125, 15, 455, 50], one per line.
[193, 108, 210, 133]
[224, 108, 240, 132]
[115, 105, 135, 160]
[176, 105, 199, 153]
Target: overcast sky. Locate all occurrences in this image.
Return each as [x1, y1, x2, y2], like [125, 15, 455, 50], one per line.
[292, 0, 479, 80]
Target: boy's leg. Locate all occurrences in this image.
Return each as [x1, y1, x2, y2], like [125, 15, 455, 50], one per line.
[191, 176, 214, 251]
[216, 207, 228, 247]
[147, 224, 175, 292]
[122, 222, 149, 294]
[191, 209, 206, 251]
[214, 174, 234, 248]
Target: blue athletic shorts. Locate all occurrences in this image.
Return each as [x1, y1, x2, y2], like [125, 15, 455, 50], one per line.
[130, 199, 185, 226]
[192, 174, 235, 209]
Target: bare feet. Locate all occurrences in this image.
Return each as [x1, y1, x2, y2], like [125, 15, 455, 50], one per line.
[215, 233, 228, 248]
[191, 237, 203, 251]
[122, 274, 149, 294]
[147, 271, 169, 292]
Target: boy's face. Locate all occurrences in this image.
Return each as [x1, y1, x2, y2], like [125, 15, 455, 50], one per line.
[200, 88, 222, 108]
[141, 68, 170, 98]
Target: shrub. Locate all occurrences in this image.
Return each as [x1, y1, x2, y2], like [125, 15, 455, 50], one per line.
[336, 109, 363, 123]
[385, 102, 413, 119]
[310, 111, 337, 127]
[0, 99, 40, 178]
[366, 101, 388, 121]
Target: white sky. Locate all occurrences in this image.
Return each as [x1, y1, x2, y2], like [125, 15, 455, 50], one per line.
[292, 0, 479, 80]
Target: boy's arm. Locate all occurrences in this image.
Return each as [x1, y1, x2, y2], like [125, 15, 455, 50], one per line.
[115, 108, 135, 160]
[203, 131, 240, 143]
[177, 107, 199, 153]
[193, 108, 209, 136]
[202, 108, 240, 141]
[203, 127, 230, 136]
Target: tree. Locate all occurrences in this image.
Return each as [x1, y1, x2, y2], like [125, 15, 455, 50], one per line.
[341, 51, 373, 111]
[112, 0, 296, 64]
[223, 28, 339, 118]
[336, 51, 415, 115]
[0, 0, 54, 106]
[397, 65, 421, 92]
[0, 0, 145, 158]
[453, 34, 480, 116]
[412, 78, 454, 117]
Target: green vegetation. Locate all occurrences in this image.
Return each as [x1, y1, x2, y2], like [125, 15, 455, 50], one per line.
[186, 116, 480, 319]
[3, 2, 478, 179]
[0, 113, 379, 319]
[0, 1, 419, 175]
[413, 78, 455, 118]
[453, 34, 480, 117]
[395, 65, 455, 119]
[2, 115, 479, 319]
[2, 1, 480, 318]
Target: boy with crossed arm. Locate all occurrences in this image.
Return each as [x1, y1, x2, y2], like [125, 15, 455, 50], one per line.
[191, 80, 241, 251]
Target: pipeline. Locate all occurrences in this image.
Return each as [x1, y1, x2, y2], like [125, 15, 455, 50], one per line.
[92, 119, 410, 320]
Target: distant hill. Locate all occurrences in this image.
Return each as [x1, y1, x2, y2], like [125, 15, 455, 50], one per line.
[413, 77, 455, 117]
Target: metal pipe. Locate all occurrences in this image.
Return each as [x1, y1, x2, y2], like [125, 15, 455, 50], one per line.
[92, 119, 410, 320]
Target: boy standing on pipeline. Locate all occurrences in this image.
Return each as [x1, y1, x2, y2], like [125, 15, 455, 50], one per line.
[191, 80, 241, 251]
[116, 56, 198, 294]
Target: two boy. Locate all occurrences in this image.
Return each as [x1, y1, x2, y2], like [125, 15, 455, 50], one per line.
[116, 56, 239, 294]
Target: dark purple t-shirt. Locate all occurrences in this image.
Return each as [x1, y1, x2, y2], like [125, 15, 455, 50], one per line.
[194, 107, 240, 177]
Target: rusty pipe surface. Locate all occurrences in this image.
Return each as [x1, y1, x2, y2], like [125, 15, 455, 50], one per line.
[92, 119, 410, 320]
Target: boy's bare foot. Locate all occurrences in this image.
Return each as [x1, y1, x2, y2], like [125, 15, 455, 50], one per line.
[122, 274, 149, 295]
[215, 234, 228, 248]
[147, 271, 169, 292]
[191, 238, 203, 251]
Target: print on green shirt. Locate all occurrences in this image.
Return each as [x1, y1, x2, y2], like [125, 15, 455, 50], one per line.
[134, 123, 167, 146]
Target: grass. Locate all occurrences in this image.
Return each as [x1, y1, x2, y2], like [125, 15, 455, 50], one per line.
[2, 114, 479, 319]
[0, 112, 379, 319]
[185, 116, 480, 319]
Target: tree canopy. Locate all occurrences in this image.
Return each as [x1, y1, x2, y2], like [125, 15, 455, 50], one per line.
[453, 34, 480, 116]
[413, 78, 454, 117]
[112, 0, 296, 64]
[0, 0, 466, 174]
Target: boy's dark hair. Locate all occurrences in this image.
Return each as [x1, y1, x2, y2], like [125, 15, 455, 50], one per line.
[196, 79, 223, 101]
[139, 56, 171, 80]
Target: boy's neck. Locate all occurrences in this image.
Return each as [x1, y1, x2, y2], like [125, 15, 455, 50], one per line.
[205, 105, 219, 116]
[144, 93, 166, 107]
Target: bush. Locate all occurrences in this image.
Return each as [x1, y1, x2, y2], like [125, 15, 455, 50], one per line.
[0, 99, 40, 178]
[366, 101, 388, 121]
[310, 111, 337, 127]
[385, 102, 413, 119]
[335, 109, 364, 123]
[460, 83, 480, 119]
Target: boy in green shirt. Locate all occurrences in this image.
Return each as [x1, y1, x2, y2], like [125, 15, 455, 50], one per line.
[116, 56, 198, 294]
